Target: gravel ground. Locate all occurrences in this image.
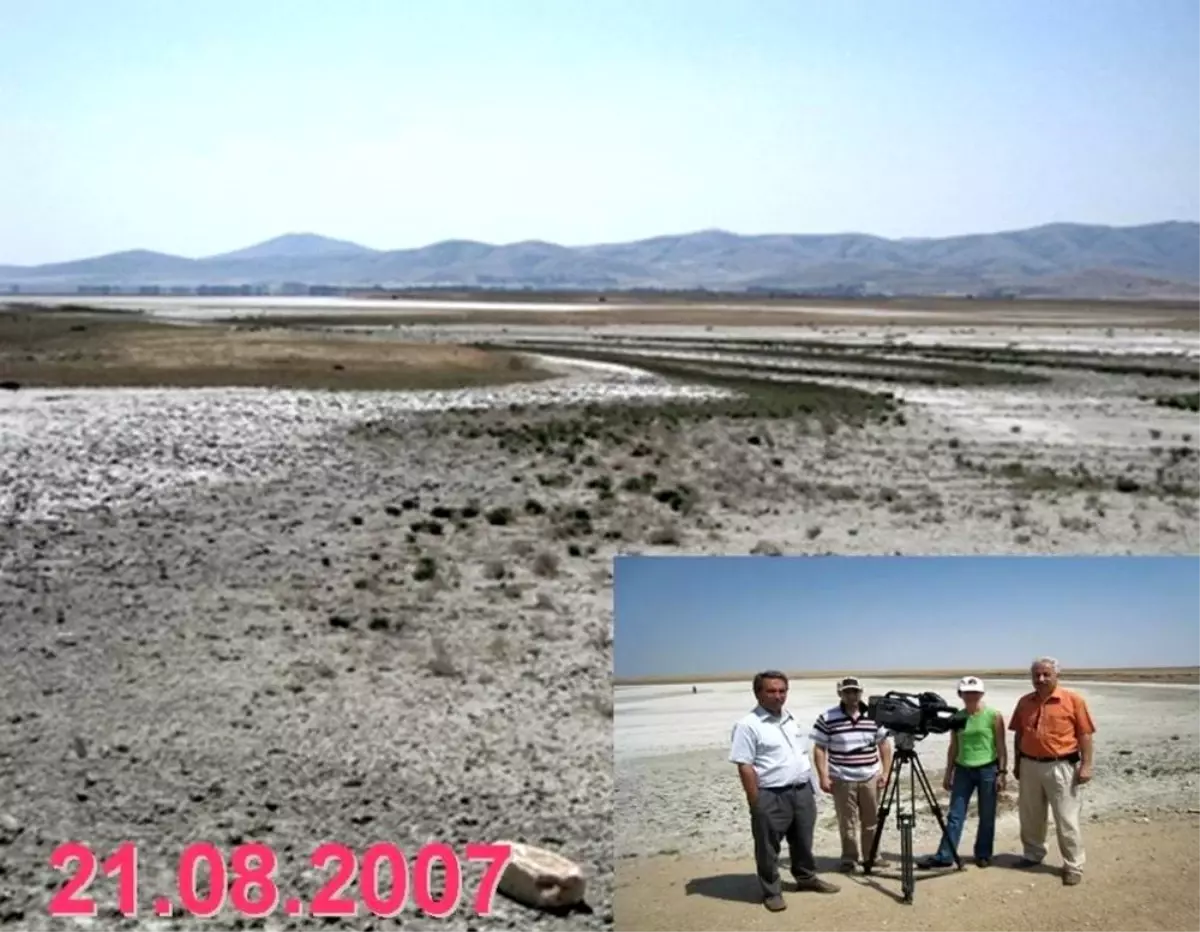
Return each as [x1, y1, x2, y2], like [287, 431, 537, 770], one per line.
[1, 379, 640, 932]
[1, 317, 1197, 930]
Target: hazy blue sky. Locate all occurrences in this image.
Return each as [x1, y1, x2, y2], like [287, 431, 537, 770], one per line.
[613, 556, 1200, 677]
[1, 0, 1197, 264]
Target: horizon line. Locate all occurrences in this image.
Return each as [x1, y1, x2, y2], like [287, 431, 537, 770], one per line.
[8, 217, 1199, 268]
[615, 664, 1200, 685]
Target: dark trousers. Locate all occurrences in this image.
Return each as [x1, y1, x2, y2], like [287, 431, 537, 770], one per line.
[750, 782, 818, 899]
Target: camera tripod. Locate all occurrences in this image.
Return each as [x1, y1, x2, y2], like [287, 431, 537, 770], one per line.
[862, 732, 963, 903]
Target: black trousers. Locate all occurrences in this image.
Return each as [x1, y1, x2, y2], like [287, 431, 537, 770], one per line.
[750, 782, 818, 899]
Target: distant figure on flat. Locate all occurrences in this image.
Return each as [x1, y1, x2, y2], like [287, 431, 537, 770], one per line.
[728, 670, 839, 912]
[1009, 656, 1096, 886]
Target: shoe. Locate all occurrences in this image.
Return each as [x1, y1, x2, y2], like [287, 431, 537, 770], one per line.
[838, 860, 857, 873]
[917, 856, 953, 870]
[1063, 872, 1082, 886]
[975, 858, 991, 868]
[764, 895, 787, 911]
[871, 856, 892, 869]
[1016, 857, 1042, 869]
[794, 877, 840, 894]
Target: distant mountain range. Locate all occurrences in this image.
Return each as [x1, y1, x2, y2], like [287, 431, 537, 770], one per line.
[2, 222, 1197, 299]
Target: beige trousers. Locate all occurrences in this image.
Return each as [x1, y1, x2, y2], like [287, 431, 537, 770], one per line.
[1018, 758, 1086, 874]
[831, 777, 881, 864]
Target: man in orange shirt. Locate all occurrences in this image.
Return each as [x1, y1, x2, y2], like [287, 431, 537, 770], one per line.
[1009, 656, 1096, 886]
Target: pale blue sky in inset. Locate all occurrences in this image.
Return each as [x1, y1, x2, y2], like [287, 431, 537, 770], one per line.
[0, 0, 1197, 263]
[613, 556, 1200, 677]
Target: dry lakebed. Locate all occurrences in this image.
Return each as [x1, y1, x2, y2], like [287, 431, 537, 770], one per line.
[0, 299, 1197, 930]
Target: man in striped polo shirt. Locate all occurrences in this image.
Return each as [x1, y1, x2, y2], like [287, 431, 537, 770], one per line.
[810, 676, 894, 873]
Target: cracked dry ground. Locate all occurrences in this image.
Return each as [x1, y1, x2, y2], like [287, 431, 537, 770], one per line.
[1, 399, 1198, 930]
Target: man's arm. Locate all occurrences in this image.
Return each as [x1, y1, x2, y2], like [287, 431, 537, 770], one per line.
[809, 715, 832, 792]
[737, 763, 760, 807]
[877, 731, 892, 786]
[811, 745, 830, 791]
[1008, 700, 1023, 779]
[1076, 696, 1097, 782]
[729, 723, 760, 806]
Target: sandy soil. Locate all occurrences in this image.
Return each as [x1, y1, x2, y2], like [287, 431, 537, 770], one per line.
[2, 302, 1198, 930]
[613, 679, 1200, 931]
[615, 818, 1200, 931]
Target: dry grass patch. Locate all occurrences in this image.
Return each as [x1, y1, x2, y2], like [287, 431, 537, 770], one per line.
[0, 310, 551, 391]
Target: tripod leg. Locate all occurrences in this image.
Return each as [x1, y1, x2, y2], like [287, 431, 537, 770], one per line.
[863, 755, 900, 874]
[912, 753, 964, 869]
[899, 810, 914, 903]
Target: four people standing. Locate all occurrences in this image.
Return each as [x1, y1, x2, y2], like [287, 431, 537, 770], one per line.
[731, 660, 1096, 909]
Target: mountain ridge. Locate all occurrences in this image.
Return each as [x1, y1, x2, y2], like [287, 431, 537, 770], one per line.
[207, 232, 379, 262]
[2, 221, 1197, 300]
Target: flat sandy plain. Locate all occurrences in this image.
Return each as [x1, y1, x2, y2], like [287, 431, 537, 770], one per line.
[1, 296, 1198, 931]
[614, 672, 1200, 932]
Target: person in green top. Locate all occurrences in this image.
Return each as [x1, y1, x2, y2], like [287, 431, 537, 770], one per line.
[918, 675, 1008, 869]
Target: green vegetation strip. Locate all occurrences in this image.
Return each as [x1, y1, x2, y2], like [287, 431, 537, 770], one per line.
[954, 451, 1197, 499]
[479, 343, 901, 426]
[1145, 391, 1200, 412]
[506, 339, 1048, 387]
[577, 334, 1198, 381]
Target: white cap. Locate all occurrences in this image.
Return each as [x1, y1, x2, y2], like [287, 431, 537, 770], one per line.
[957, 675, 985, 694]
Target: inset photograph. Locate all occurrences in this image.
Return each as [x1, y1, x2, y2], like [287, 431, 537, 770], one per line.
[612, 555, 1200, 932]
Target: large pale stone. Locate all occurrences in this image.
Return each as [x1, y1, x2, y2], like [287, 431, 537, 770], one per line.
[494, 841, 586, 910]
[0, 813, 21, 844]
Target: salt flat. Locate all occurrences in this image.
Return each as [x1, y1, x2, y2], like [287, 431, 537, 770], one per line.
[615, 677, 1019, 762]
[9, 294, 625, 315]
[403, 322, 1200, 356]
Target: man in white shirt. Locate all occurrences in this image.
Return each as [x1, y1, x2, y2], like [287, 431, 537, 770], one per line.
[730, 670, 840, 912]
[810, 676, 893, 872]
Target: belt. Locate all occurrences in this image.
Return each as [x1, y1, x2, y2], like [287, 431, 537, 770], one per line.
[1021, 751, 1080, 764]
[762, 781, 810, 791]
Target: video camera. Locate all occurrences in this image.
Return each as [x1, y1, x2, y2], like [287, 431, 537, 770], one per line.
[867, 690, 965, 738]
